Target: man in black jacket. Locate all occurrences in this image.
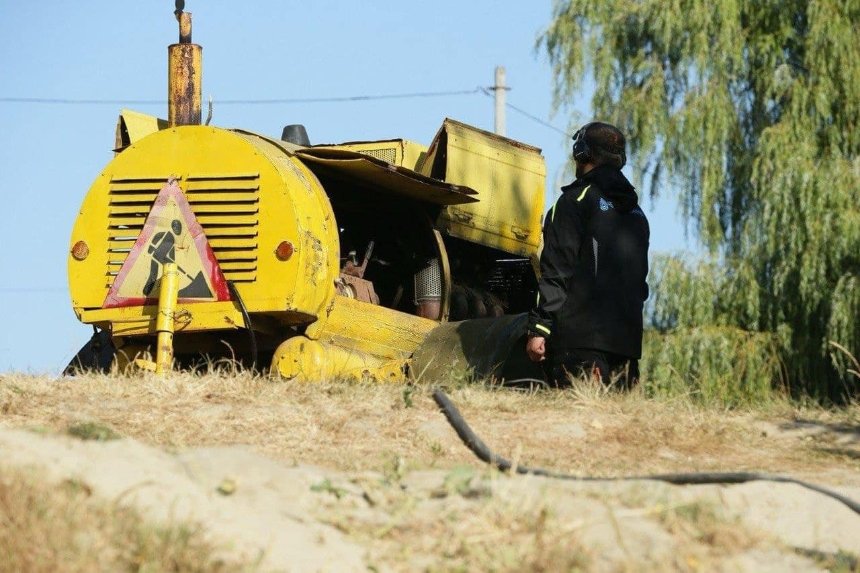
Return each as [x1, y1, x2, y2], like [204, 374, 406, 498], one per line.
[526, 122, 649, 388]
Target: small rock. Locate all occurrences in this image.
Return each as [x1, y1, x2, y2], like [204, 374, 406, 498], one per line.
[217, 477, 237, 496]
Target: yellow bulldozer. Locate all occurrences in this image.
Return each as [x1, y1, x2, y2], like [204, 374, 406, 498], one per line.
[66, 7, 546, 383]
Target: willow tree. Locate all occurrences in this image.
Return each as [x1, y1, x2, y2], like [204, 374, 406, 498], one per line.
[541, 0, 859, 399]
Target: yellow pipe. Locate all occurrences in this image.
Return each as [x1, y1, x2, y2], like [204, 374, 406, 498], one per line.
[178, 11, 192, 42]
[168, 12, 202, 127]
[272, 337, 405, 382]
[155, 263, 180, 374]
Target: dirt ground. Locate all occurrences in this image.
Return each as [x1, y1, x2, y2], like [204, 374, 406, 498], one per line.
[1, 372, 859, 572]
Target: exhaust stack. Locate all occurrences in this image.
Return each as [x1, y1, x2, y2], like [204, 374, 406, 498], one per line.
[168, 7, 202, 126]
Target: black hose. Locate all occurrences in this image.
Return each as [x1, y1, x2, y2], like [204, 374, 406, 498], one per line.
[227, 281, 258, 371]
[431, 389, 860, 516]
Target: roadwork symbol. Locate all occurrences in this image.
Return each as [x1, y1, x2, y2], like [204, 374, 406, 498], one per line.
[103, 179, 231, 308]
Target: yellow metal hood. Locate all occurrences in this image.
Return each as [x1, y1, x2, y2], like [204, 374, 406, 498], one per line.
[418, 118, 546, 258]
[295, 147, 479, 206]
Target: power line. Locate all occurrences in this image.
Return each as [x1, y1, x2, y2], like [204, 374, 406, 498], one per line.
[0, 98, 165, 105]
[223, 88, 483, 104]
[507, 101, 572, 138]
[0, 287, 66, 293]
[0, 88, 482, 106]
[0, 87, 570, 136]
[479, 87, 571, 137]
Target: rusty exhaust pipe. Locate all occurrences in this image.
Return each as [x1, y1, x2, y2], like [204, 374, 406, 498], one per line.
[168, 6, 202, 127]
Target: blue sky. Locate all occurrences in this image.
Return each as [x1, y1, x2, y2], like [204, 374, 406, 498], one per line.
[0, 1, 692, 373]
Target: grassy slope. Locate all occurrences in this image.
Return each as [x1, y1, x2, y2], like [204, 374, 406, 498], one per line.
[2, 372, 857, 479]
[1, 372, 858, 572]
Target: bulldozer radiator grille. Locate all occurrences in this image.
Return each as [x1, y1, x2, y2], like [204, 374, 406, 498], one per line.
[357, 147, 397, 164]
[105, 173, 260, 287]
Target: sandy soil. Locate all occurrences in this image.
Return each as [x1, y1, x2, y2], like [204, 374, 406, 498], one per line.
[1, 373, 858, 571]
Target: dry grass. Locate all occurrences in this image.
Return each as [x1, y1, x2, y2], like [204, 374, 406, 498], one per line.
[314, 465, 804, 572]
[356, 477, 596, 572]
[1, 370, 858, 484]
[0, 467, 242, 573]
[1, 371, 858, 571]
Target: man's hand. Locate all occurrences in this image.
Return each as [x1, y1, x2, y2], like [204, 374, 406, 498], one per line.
[526, 335, 546, 362]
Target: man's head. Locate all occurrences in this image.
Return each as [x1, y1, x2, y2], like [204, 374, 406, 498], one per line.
[572, 122, 627, 177]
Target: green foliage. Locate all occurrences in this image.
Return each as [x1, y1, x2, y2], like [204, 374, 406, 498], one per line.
[435, 466, 492, 499]
[640, 327, 784, 406]
[542, 0, 860, 399]
[648, 254, 762, 332]
[642, 254, 787, 404]
[310, 478, 347, 499]
[402, 383, 415, 408]
[67, 421, 121, 441]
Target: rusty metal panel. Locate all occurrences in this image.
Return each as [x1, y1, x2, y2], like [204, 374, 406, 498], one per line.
[419, 118, 546, 258]
[295, 147, 478, 206]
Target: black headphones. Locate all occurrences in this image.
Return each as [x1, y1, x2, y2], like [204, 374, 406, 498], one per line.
[571, 122, 627, 168]
[571, 122, 594, 163]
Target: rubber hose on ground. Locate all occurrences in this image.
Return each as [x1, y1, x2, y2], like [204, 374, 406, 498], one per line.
[431, 388, 860, 516]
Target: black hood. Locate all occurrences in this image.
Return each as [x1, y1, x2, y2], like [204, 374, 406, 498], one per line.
[580, 165, 638, 211]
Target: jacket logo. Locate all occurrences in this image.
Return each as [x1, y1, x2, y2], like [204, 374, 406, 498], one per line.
[599, 197, 614, 211]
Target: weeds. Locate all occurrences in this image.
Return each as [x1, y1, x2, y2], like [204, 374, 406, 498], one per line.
[0, 469, 240, 573]
[402, 384, 415, 408]
[67, 421, 121, 441]
[433, 466, 492, 500]
[310, 478, 347, 499]
[829, 341, 860, 403]
[795, 548, 860, 573]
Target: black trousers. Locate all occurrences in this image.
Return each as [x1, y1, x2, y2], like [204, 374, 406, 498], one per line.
[543, 348, 640, 390]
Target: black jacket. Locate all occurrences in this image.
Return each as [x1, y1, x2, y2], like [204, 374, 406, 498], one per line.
[527, 165, 650, 358]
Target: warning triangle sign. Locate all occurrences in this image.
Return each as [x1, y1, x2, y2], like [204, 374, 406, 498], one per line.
[103, 179, 232, 308]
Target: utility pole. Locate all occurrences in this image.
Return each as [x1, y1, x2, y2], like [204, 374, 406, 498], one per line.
[491, 66, 509, 136]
